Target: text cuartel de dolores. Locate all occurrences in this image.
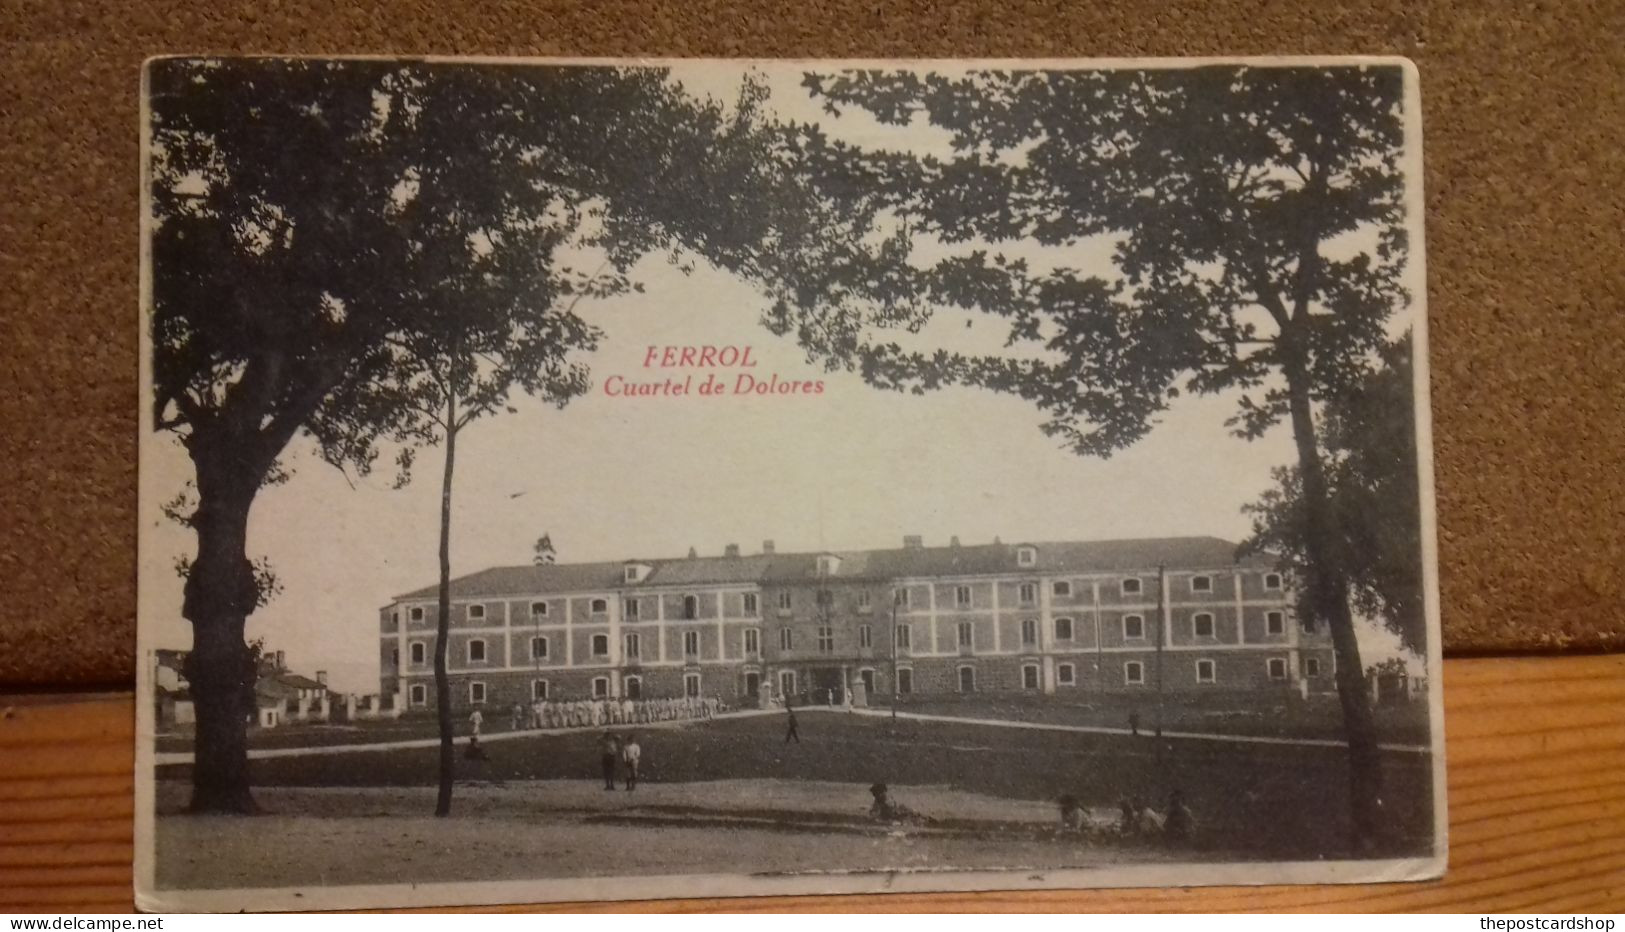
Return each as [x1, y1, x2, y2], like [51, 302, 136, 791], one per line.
[602, 345, 826, 398]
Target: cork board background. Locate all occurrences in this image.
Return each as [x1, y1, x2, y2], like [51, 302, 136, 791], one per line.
[1, 0, 1621, 687]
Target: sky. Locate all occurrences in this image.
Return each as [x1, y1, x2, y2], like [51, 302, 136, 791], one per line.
[138, 62, 1424, 693]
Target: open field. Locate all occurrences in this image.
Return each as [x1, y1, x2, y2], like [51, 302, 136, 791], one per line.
[155, 691, 1431, 753]
[14, 656, 1619, 912]
[156, 711, 1435, 863]
[877, 693, 1433, 746]
[156, 716, 466, 753]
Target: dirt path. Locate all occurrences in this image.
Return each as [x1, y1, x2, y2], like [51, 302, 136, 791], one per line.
[153, 778, 1182, 892]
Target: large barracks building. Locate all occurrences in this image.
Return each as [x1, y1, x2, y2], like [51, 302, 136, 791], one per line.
[379, 536, 1333, 712]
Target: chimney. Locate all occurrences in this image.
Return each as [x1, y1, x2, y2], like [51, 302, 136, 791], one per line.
[316, 670, 328, 686]
[724, 543, 740, 558]
[950, 535, 961, 548]
[762, 539, 775, 555]
[275, 650, 286, 671]
[903, 535, 923, 550]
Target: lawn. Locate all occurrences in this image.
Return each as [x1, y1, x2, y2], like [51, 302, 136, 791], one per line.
[155, 691, 1430, 754]
[156, 716, 446, 753]
[157, 710, 1436, 862]
[876, 692, 1433, 746]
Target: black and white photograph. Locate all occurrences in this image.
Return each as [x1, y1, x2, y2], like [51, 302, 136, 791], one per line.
[136, 56, 1443, 911]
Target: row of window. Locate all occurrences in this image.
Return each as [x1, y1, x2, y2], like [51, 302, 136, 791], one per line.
[397, 572, 1290, 625]
[409, 670, 707, 707]
[1001, 572, 1281, 605]
[406, 650, 1329, 708]
[397, 609, 1317, 667]
[960, 654, 1322, 692]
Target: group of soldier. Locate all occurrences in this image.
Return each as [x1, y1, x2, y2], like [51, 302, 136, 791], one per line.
[508, 694, 722, 731]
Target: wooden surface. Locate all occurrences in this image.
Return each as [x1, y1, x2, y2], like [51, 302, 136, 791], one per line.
[3, 1, 1625, 690]
[2, 654, 1621, 913]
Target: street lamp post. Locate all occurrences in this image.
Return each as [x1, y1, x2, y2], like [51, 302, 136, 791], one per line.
[891, 587, 900, 722]
[1155, 563, 1166, 739]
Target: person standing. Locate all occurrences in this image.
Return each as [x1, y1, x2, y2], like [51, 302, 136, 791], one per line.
[1163, 790, 1194, 842]
[784, 702, 800, 744]
[621, 733, 642, 791]
[599, 731, 621, 790]
[465, 708, 488, 760]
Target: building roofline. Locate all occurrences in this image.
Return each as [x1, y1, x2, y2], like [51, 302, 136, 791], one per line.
[388, 536, 1279, 602]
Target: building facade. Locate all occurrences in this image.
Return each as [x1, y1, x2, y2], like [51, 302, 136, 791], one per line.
[378, 536, 1334, 713]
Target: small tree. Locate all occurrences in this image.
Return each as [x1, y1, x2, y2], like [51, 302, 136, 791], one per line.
[298, 68, 621, 814]
[357, 328, 591, 816]
[1244, 336, 1426, 655]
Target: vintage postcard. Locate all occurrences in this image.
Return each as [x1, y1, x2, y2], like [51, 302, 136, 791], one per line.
[136, 55, 1444, 911]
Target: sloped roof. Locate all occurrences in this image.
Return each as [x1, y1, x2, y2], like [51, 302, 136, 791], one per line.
[397, 562, 628, 601]
[255, 678, 299, 699]
[1027, 537, 1265, 573]
[644, 554, 780, 586]
[394, 536, 1269, 600]
[274, 673, 328, 691]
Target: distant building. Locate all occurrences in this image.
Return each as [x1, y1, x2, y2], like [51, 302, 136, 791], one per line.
[379, 536, 1332, 712]
[154, 649, 194, 726]
[153, 647, 337, 728]
[1368, 662, 1427, 704]
[257, 652, 335, 724]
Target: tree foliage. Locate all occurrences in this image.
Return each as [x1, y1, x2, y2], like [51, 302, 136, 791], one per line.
[789, 63, 1417, 850]
[787, 65, 1410, 450]
[1245, 336, 1426, 654]
[147, 58, 906, 812]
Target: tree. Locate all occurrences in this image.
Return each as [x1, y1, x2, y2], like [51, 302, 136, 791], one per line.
[788, 64, 1413, 850]
[294, 69, 620, 815]
[149, 59, 899, 812]
[1244, 336, 1426, 655]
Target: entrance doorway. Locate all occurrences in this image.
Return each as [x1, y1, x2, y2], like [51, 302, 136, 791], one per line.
[744, 672, 761, 706]
[958, 665, 976, 693]
[811, 667, 846, 705]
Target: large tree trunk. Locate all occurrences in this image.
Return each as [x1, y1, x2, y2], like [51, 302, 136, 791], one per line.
[434, 390, 458, 817]
[181, 439, 266, 814]
[1280, 339, 1383, 853]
